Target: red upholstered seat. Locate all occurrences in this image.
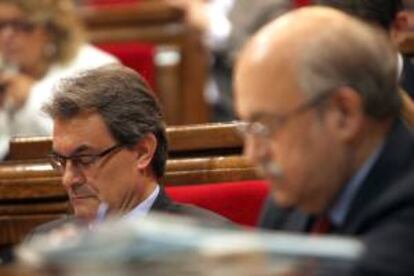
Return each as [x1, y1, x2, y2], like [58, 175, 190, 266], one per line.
[165, 180, 269, 227]
[96, 42, 156, 90]
[294, 0, 312, 7]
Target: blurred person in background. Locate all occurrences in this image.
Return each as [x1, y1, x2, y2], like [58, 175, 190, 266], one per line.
[0, 0, 118, 159]
[170, 0, 292, 122]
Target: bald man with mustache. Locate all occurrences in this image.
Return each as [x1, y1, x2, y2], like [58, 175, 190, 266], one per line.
[235, 6, 414, 275]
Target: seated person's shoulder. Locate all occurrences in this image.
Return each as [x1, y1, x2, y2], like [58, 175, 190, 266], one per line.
[25, 215, 80, 241]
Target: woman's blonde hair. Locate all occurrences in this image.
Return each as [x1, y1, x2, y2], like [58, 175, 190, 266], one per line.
[0, 0, 85, 65]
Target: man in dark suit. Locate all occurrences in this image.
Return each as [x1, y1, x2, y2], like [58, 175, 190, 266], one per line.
[30, 64, 228, 236]
[234, 6, 414, 275]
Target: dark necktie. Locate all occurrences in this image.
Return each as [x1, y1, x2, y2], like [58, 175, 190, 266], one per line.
[310, 215, 332, 235]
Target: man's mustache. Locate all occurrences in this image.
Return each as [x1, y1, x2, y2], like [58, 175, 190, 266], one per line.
[69, 184, 97, 198]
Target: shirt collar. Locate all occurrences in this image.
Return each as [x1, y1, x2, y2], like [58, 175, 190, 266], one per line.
[329, 144, 384, 227]
[398, 52, 403, 80]
[94, 184, 160, 225]
[123, 185, 160, 221]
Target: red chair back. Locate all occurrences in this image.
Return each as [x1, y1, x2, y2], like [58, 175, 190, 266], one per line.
[294, 0, 312, 7]
[165, 180, 269, 227]
[96, 42, 156, 90]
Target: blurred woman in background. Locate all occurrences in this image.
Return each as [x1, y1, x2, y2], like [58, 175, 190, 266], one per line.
[0, 0, 118, 158]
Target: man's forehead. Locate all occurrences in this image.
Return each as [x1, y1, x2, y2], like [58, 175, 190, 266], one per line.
[53, 112, 105, 133]
[52, 112, 113, 154]
[235, 68, 303, 120]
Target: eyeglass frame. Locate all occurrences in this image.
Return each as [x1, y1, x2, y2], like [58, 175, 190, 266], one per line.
[237, 90, 336, 141]
[49, 144, 124, 173]
[0, 19, 37, 33]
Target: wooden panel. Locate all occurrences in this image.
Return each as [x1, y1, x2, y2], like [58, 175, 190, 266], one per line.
[0, 202, 69, 216]
[401, 39, 414, 55]
[7, 122, 244, 160]
[168, 123, 243, 153]
[88, 25, 185, 44]
[79, 1, 209, 125]
[0, 156, 258, 196]
[156, 46, 183, 125]
[0, 215, 66, 245]
[166, 168, 258, 186]
[80, 2, 184, 27]
[7, 137, 51, 160]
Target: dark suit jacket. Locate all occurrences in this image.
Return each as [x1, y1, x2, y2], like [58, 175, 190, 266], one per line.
[28, 187, 231, 238]
[401, 55, 414, 99]
[258, 119, 414, 275]
[0, 188, 231, 265]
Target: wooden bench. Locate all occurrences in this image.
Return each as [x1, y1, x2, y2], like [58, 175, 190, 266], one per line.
[79, 0, 210, 125]
[0, 122, 266, 249]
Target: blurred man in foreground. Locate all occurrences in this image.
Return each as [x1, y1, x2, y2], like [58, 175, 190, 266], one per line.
[31, 64, 228, 235]
[235, 7, 414, 275]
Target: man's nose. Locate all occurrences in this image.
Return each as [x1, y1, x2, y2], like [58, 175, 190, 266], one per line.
[61, 161, 84, 189]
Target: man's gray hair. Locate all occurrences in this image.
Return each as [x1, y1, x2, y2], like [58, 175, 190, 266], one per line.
[298, 19, 401, 119]
[43, 64, 167, 178]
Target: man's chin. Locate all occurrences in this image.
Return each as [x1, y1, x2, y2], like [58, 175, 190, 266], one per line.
[73, 208, 97, 222]
[71, 197, 100, 221]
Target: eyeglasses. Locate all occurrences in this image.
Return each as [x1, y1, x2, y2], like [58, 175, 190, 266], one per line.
[49, 144, 123, 173]
[0, 19, 36, 33]
[237, 91, 334, 141]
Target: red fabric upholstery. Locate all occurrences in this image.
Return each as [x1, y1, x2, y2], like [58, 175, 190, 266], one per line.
[96, 42, 156, 90]
[294, 0, 312, 7]
[165, 180, 269, 227]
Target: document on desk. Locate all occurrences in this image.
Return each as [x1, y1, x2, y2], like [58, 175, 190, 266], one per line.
[16, 213, 363, 276]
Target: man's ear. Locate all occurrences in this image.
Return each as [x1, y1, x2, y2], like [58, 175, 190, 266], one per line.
[325, 87, 364, 143]
[391, 11, 410, 45]
[133, 133, 157, 171]
[394, 11, 410, 32]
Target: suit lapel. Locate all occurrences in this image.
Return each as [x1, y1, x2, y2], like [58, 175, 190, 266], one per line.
[150, 186, 174, 212]
[283, 210, 312, 232]
[342, 120, 414, 234]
